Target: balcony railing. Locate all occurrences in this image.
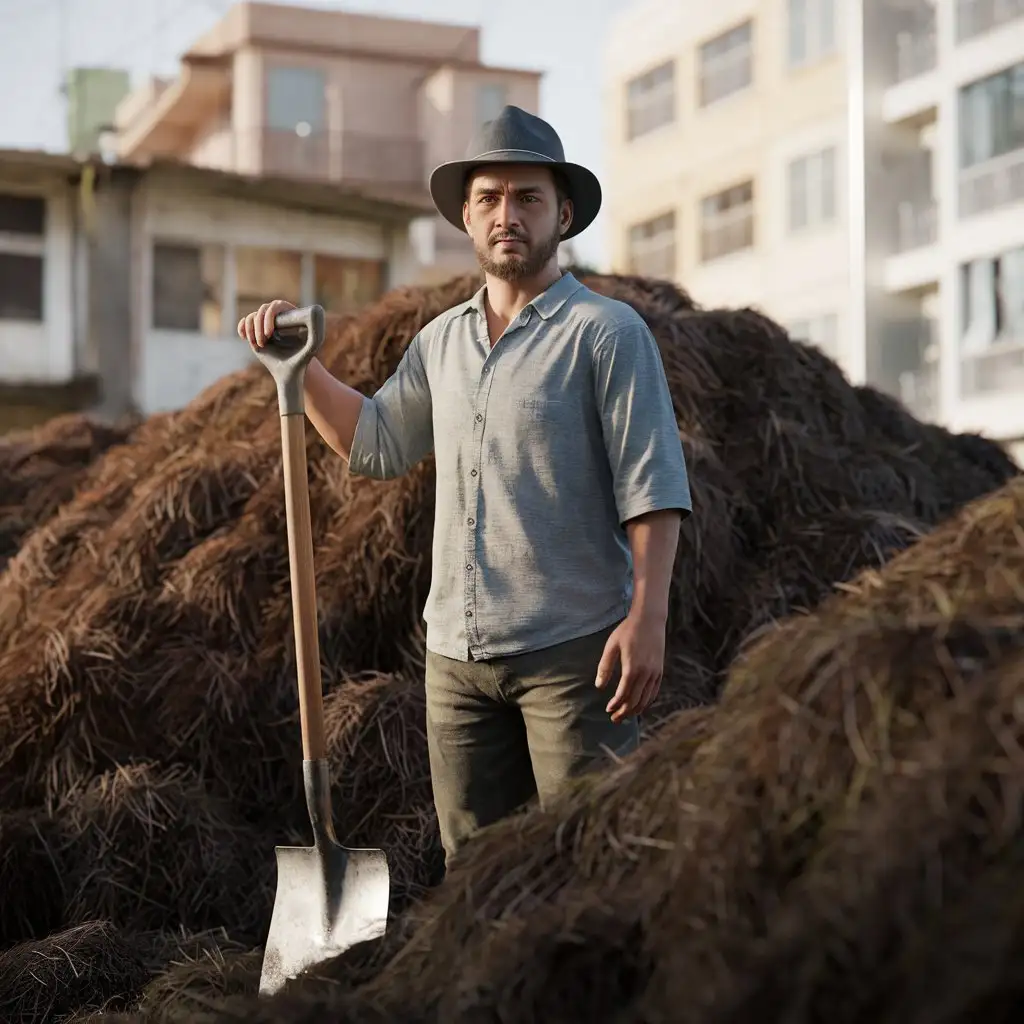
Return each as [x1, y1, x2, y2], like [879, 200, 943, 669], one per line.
[956, 0, 1024, 42]
[896, 198, 938, 252]
[959, 146, 1024, 218]
[894, 23, 937, 82]
[960, 333, 1024, 395]
[188, 127, 428, 189]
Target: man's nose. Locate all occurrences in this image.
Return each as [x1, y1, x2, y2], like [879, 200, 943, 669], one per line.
[495, 195, 523, 227]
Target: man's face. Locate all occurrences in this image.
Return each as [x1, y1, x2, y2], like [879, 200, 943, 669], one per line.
[462, 165, 572, 282]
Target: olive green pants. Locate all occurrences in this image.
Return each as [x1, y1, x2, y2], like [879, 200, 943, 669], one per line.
[424, 623, 640, 863]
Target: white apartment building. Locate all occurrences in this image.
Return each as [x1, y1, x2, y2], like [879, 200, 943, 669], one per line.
[603, 0, 1024, 458]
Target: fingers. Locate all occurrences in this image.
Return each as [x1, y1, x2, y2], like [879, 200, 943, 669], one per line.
[607, 667, 661, 723]
[594, 633, 620, 690]
[236, 300, 296, 349]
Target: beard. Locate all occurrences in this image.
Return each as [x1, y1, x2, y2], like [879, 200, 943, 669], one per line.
[474, 222, 562, 281]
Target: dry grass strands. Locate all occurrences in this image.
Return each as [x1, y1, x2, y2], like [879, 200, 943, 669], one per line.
[159, 473, 1024, 1024]
[0, 921, 149, 1023]
[0, 413, 137, 574]
[0, 273, 1020, 1023]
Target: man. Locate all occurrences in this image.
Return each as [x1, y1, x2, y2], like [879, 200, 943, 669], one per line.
[239, 106, 691, 865]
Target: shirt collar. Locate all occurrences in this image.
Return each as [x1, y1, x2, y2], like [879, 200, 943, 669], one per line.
[456, 271, 582, 323]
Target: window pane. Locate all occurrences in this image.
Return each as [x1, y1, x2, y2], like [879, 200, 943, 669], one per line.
[314, 254, 385, 315]
[819, 0, 836, 52]
[0, 194, 45, 235]
[820, 146, 837, 221]
[266, 66, 327, 132]
[788, 0, 807, 64]
[477, 83, 507, 126]
[152, 242, 224, 334]
[0, 253, 43, 320]
[235, 246, 302, 326]
[789, 157, 808, 230]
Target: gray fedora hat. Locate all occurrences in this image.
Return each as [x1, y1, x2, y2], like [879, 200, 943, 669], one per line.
[428, 105, 602, 241]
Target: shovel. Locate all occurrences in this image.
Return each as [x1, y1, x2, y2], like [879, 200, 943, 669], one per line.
[251, 304, 390, 998]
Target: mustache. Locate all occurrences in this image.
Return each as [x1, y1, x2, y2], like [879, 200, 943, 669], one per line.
[489, 231, 527, 244]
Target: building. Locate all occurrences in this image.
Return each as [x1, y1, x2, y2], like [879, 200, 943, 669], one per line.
[0, 147, 431, 429]
[603, 0, 1024, 460]
[109, 1, 542, 284]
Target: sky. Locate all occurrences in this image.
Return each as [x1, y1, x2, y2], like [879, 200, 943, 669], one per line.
[0, 0, 634, 269]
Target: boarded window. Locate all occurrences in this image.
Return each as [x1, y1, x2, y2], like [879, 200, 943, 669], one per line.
[315, 255, 385, 315]
[152, 242, 225, 335]
[234, 246, 302, 326]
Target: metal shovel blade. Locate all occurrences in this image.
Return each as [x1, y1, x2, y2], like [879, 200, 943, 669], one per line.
[259, 759, 390, 997]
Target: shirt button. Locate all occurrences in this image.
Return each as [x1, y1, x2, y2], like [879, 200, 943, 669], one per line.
[468, 517, 475, 526]
[466, 609, 473, 617]
[482, 367, 489, 375]
[470, 468, 478, 477]
[475, 413, 483, 423]
[466, 563, 473, 572]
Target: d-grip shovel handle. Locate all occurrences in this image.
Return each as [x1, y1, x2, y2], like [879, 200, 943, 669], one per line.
[254, 304, 327, 762]
[252, 304, 326, 417]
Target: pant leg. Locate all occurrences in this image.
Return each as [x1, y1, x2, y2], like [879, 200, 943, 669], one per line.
[424, 649, 538, 864]
[503, 623, 641, 810]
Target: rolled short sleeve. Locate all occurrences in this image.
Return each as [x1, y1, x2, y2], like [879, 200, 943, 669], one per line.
[592, 315, 692, 524]
[349, 330, 434, 480]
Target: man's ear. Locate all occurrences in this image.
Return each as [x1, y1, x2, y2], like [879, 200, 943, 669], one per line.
[560, 199, 574, 237]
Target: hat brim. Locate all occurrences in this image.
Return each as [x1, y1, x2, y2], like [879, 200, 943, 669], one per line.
[428, 150, 602, 241]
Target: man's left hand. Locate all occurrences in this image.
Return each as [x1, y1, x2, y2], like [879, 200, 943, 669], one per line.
[595, 610, 666, 723]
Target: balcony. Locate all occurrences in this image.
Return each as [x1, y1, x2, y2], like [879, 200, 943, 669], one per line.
[961, 332, 1024, 395]
[956, 0, 1024, 42]
[188, 127, 427, 190]
[260, 129, 426, 188]
[959, 147, 1024, 218]
[895, 197, 938, 252]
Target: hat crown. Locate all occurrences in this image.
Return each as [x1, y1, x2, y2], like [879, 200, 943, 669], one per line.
[466, 105, 566, 162]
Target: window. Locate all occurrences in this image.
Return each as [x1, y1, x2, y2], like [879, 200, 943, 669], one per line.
[151, 242, 225, 335]
[266, 66, 327, 133]
[788, 0, 836, 67]
[699, 21, 753, 107]
[960, 244, 1024, 394]
[958, 62, 1024, 169]
[477, 83, 507, 126]
[700, 181, 754, 261]
[787, 312, 839, 357]
[0, 193, 45, 235]
[0, 193, 45, 322]
[234, 246, 302, 326]
[956, 0, 1024, 43]
[314, 254, 385, 315]
[788, 146, 837, 231]
[625, 60, 675, 141]
[961, 245, 1024, 351]
[626, 211, 676, 279]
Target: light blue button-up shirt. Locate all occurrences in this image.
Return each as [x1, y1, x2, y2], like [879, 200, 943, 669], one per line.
[348, 272, 691, 661]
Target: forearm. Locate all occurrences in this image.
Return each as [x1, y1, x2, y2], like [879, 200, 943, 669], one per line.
[302, 358, 366, 461]
[625, 509, 681, 620]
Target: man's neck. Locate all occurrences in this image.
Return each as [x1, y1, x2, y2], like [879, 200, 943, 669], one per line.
[483, 264, 563, 325]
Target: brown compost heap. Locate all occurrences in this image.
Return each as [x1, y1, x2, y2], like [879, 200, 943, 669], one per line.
[0, 271, 1019, 1023]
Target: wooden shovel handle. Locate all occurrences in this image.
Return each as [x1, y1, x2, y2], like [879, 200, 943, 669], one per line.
[280, 413, 325, 761]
